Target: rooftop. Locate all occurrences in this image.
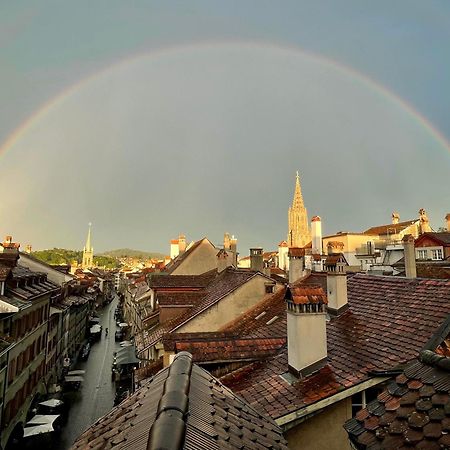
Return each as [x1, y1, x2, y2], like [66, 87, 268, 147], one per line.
[345, 350, 450, 449]
[71, 352, 288, 450]
[220, 274, 450, 422]
[364, 219, 418, 236]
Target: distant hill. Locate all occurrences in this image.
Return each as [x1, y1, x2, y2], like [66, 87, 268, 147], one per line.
[100, 248, 166, 260]
[32, 248, 119, 269]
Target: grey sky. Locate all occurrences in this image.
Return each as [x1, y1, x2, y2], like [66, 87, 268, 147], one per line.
[1, 2, 449, 254]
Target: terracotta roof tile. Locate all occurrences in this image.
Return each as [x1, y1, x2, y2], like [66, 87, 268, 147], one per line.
[345, 350, 450, 449]
[71, 353, 288, 450]
[220, 274, 450, 421]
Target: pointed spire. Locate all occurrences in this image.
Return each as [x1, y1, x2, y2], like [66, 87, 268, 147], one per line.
[292, 171, 304, 209]
[85, 222, 93, 252]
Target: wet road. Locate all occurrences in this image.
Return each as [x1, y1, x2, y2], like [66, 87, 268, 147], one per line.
[53, 296, 121, 450]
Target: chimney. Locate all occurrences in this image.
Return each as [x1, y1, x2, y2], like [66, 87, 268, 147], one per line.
[285, 285, 327, 376]
[326, 263, 348, 315]
[288, 248, 304, 283]
[392, 212, 400, 225]
[230, 235, 238, 266]
[278, 241, 289, 271]
[250, 248, 264, 272]
[2, 236, 20, 255]
[224, 233, 231, 250]
[327, 241, 344, 255]
[446, 213, 450, 231]
[311, 216, 322, 255]
[217, 249, 232, 273]
[178, 234, 186, 254]
[403, 234, 417, 278]
[170, 239, 179, 259]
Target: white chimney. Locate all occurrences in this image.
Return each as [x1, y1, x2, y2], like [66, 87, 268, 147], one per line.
[392, 212, 400, 225]
[170, 239, 179, 259]
[403, 234, 417, 279]
[285, 285, 328, 376]
[326, 264, 348, 315]
[288, 248, 304, 283]
[311, 216, 322, 255]
[278, 241, 289, 271]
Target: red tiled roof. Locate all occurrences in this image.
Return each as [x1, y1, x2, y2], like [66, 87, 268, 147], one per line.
[345, 350, 450, 449]
[287, 285, 327, 305]
[416, 231, 450, 246]
[136, 268, 266, 354]
[163, 333, 286, 363]
[221, 274, 450, 421]
[156, 291, 206, 307]
[149, 268, 217, 289]
[72, 353, 288, 450]
[364, 219, 417, 236]
[219, 288, 287, 339]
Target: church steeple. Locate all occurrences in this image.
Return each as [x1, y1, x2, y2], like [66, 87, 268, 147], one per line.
[82, 223, 94, 269]
[292, 171, 305, 210]
[287, 172, 311, 248]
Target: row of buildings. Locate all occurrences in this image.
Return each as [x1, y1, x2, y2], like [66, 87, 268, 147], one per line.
[0, 235, 107, 450]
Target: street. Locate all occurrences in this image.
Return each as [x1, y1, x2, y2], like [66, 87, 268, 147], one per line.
[53, 296, 121, 450]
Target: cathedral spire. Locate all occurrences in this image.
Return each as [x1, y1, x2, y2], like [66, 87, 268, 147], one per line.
[292, 171, 304, 209]
[287, 172, 311, 248]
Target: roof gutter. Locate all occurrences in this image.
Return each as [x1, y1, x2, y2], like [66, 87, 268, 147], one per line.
[276, 376, 390, 432]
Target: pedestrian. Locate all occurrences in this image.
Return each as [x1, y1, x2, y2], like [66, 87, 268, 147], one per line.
[105, 327, 109, 336]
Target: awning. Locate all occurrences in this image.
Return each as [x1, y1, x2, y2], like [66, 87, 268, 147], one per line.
[27, 414, 59, 426]
[50, 306, 63, 315]
[64, 375, 84, 382]
[39, 399, 63, 408]
[119, 341, 133, 347]
[116, 346, 139, 365]
[67, 370, 85, 376]
[23, 424, 54, 437]
[118, 322, 129, 328]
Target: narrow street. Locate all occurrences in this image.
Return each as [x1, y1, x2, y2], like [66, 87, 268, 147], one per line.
[53, 296, 121, 450]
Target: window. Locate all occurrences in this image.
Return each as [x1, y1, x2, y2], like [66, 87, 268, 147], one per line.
[432, 249, 443, 260]
[417, 249, 428, 260]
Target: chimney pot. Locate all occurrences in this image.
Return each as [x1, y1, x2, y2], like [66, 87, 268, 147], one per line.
[250, 248, 264, 272]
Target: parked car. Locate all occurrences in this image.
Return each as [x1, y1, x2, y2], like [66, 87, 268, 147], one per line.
[80, 342, 91, 361]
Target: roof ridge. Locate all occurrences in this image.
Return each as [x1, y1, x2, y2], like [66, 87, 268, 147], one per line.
[147, 352, 193, 450]
[419, 349, 450, 372]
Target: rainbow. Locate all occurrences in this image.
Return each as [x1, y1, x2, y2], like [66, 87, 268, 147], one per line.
[2, 40, 450, 155]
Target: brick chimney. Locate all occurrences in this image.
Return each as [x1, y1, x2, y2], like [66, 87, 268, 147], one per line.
[0, 236, 20, 268]
[403, 234, 417, 279]
[288, 248, 304, 283]
[285, 285, 328, 376]
[326, 263, 348, 315]
[392, 212, 400, 225]
[446, 213, 450, 232]
[250, 248, 264, 272]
